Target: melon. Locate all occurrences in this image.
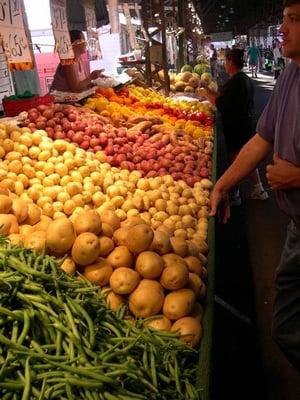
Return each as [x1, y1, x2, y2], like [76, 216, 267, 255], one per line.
[181, 72, 193, 82]
[188, 76, 200, 89]
[184, 86, 194, 93]
[174, 81, 186, 92]
[200, 72, 212, 85]
[181, 64, 193, 73]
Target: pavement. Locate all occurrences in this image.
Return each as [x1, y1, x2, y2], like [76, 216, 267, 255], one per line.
[211, 69, 300, 399]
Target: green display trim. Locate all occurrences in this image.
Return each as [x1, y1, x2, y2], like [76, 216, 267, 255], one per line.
[196, 125, 217, 399]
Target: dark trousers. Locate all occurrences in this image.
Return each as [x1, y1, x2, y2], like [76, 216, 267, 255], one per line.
[272, 220, 300, 371]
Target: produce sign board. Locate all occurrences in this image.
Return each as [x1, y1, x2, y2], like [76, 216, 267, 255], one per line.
[84, 0, 102, 60]
[0, 0, 33, 70]
[49, 0, 74, 63]
[0, 44, 14, 111]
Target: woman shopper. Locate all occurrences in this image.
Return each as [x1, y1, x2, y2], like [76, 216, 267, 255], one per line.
[50, 30, 105, 93]
[199, 49, 268, 205]
[209, 0, 300, 372]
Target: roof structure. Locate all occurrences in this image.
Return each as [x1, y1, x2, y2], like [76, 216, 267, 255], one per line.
[194, 0, 284, 35]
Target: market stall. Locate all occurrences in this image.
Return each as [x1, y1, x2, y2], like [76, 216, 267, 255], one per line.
[0, 1, 217, 398]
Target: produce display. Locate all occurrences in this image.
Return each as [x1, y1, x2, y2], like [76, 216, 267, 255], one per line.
[0, 238, 200, 399]
[0, 82, 215, 397]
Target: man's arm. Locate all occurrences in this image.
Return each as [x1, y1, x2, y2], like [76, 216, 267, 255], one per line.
[267, 154, 300, 190]
[210, 134, 272, 222]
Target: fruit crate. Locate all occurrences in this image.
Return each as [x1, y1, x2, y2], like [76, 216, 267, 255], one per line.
[195, 125, 216, 399]
[2, 94, 54, 117]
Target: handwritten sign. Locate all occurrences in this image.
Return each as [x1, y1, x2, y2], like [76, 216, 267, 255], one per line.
[84, 0, 102, 60]
[0, 44, 14, 111]
[49, 0, 74, 61]
[0, 0, 33, 64]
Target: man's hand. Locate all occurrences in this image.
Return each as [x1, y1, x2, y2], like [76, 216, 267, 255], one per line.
[209, 185, 231, 224]
[266, 154, 300, 190]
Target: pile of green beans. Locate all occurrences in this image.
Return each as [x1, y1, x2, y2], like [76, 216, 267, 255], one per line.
[0, 236, 200, 399]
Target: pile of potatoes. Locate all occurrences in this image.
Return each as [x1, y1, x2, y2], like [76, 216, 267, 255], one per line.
[0, 123, 212, 246]
[0, 190, 207, 346]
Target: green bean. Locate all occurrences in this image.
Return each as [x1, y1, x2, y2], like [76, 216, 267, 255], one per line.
[173, 356, 182, 395]
[67, 297, 95, 348]
[0, 382, 23, 390]
[103, 393, 121, 400]
[101, 321, 122, 337]
[11, 320, 19, 344]
[65, 379, 104, 389]
[17, 310, 30, 346]
[55, 329, 63, 356]
[21, 357, 31, 400]
[63, 303, 80, 340]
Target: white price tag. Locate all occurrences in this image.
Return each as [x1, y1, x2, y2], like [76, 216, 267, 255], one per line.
[49, 0, 74, 60]
[0, 0, 32, 64]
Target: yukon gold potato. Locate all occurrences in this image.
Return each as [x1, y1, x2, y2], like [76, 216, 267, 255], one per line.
[113, 227, 128, 246]
[163, 288, 196, 320]
[106, 290, 126, 311]
[83, 258, 113, 286]
[46, 218, 76, 254]
[107, 246, 133, 269]
[0, 195, 12, 214]
[129, 279, 164, 318]
[191, 238, 208, 254]
[146, 315, 172, 331]
[33, 215, 53, 232]
[125, 224, 154, 254]
[11, 199, 28, 223]
[0, 214, 19, 235]
[100, 209, 120, 231]
[98, 236, 114, 257]
[73, 210, 102, 235]
[121, 216, 145, 229]
[72, 232, 101, 266]
[170, 237, 188, 257]
[24, 204, 41, 225]
[171, 317, 202, 346]
[8, 233, 24, 246]
[24, 230, 46, 252]
[184, 256, 204, 276]
[101, 222, 114, 238]
[149, 230, 171, 255]
[160, 261, 189, 290]
[60, 257, 76, 274]
[189, 302, 204, 322]
[135, 251, 164, 279]
[161, 253, 187, 269]
[109, 267, 140, 295]
[188, 273, 203, 299]
[19, 224, 35, 236]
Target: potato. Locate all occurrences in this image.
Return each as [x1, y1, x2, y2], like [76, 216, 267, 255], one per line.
[161, 253, 187, 269]
[190, 238, 208, 255]
[8, 233, 24, 246]
[83, 258, 113, 286]
[129, 279, 164, 318]
[72, 232, 101, 266]
[100, 209, 120, 231]
[188, 273, 203, 299]
[98, 236, 114, 256]
[106, 290, 126, 311]
[163, 289, 196, 320]
[184, 256, 204, 276]
[121, 216, 145, 229]
[170, 237, 188, 257]
[74, 210, 102, 235]
[24, 230, 46, 252]
[0, 195, 12, 214]
[101, 222, 114, 237]
[33, 215, 53, 232]
[146, 316, 172, 331]
[24, 204, 41, 225]
[125, 224, 154, 254]
[113, 227, 128, 246]
[107, 246, 133, 269]
[0, 214, 19, 235]
[109, 267, 140, 295]
[156, 224, 173, 236]
[60, 257, 76, 274]
[149, 230, 171, 255]
[171, 317, 202, 346]
[46, 218, 76, 254]
[135, 251, 164, 279]
[19, 224, 35, 236]
[160, 261, 189, 290]
[11, 199, 28, 223]
[189, 302, 204, 322]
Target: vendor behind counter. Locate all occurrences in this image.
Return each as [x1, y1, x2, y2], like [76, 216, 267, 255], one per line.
[50, 30, 104, 93]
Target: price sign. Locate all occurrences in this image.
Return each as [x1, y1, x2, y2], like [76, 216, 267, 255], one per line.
[84, 0, 102, 60]
[0, 0, 33, 64]
[0, 44, 14, 111]
[49, 0, 74, 60]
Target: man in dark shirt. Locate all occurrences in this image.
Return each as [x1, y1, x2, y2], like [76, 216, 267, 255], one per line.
[210, 0, 300, 371]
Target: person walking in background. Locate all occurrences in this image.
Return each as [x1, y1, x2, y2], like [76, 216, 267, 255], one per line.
[273, 39, 285, 79]
[209, 0, 300, 372]
[199, 49, 268, 205]
[209, 43, 218, 79]
[247, 42, 260, 77]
